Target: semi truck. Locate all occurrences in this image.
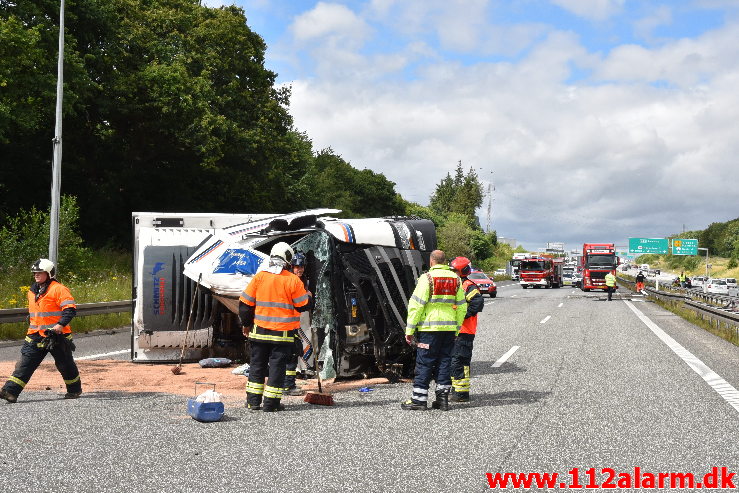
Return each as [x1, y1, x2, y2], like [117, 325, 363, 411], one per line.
[131, 209, 437, 379]
[580, 243, 618, 291]
[518, 256, 564, 289]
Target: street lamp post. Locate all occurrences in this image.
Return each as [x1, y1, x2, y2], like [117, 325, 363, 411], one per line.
[49, 0, 65, 266]
[697, 248, 709, 278]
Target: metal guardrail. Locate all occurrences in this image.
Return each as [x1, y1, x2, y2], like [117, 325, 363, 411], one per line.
[618, 276, 739, 337]
[0, 300, 132, 324]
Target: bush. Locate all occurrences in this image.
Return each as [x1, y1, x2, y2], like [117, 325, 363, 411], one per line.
[0, 195, 92, 278]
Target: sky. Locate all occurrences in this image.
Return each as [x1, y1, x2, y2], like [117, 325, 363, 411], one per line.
[204, 0, 739, 252]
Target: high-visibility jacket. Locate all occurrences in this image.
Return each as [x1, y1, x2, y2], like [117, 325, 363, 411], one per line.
[605, 273, 617, 287]
[27, 280, 76, 335]
[239, 270, 310, 333]
[405, 264, 466, 335]
[459, 278, 484, 335]
[679, 274, 686, 282]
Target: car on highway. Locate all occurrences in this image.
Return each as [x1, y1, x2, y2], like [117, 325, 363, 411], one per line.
[703, 278, 729, 295]
[725, 278, 737, 288]
[494, 268, 507, 277]
[468, 271, 497, 298]
[691, 276, 707, 287]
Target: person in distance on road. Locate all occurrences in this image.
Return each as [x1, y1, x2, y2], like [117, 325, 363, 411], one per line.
[605, 270, 617, 301]
[0, 259, 82, 404]
[635, 271, 646, 292]
[239, 242, 312, 412]
[448, 257, 484, 403]
[401, 250, 466, 411]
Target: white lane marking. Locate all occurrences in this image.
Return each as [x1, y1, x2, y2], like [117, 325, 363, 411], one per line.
[76, 349, 129, 360]
[511, 295, 517, 298]
[540, 315, 551, 324]
[624, 300, 739, 414]
[492, 346, 520, 367]
[557, 302, 563, 308]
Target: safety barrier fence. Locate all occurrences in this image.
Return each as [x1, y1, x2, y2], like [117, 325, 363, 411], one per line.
[0, 300, 132, 324]
[618, 277, 739, 342]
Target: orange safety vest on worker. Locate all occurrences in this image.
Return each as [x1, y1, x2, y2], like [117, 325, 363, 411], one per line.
[459, 279, 482, 335]
[27, 280, 76, 335]
[239, 270, 310, 343]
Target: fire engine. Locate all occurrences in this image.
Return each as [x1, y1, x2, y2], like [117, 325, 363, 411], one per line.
[518, 256, 564, 289]
[580, 243, 618, 291]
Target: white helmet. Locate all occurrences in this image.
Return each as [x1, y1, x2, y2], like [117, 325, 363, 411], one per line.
[270, 242, 294, 264]
[31, 258, 56, 277]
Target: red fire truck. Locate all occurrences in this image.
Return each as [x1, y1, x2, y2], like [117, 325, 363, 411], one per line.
[580, 243, 618, 291]
[519, 256, 564, 289]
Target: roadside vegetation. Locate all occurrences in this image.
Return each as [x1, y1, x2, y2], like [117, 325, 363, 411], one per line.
[0, 197, 130, 340]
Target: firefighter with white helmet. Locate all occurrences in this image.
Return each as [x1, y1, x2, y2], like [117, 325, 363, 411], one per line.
[238, 242, 312, 411]
[0, 259, 82, 403]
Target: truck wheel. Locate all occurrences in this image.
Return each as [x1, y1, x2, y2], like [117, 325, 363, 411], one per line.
[522, 285, 527, 289]
[583, 288, 590, 292]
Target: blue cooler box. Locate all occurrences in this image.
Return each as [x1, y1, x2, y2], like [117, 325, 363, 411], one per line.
[187, 382, 225, 422]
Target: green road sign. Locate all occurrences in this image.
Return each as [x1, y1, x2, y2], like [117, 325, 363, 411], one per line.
[629, 237, 669, 254]
[671, 238, 698, 255]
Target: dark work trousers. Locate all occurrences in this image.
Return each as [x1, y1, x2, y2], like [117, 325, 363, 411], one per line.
[450, 333, 475, 397]
[284, 336, 303, 390]
[2, 333, 81, 397]
[411, 331, 456, 404]
[247, 340, 292, 409]
[607, 286, 615, 301]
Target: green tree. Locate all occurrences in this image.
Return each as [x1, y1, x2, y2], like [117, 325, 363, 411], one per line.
[1, 0, 312, 244]
[437, 213, 474, 259]
[302, 149, 404, 217]
[429, 161, 484, 224]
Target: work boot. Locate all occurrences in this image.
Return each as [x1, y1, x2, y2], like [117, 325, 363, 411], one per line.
[431, 390, 449, 411]
[450, 392, 470, 403]
[263, 397, 284, 412]
[64, 391, 82, 399]
[0, 389, 17, 403]
[400, 399, 427, 411]
[246, 392, 262, 410]
[284, 386, 304, 396]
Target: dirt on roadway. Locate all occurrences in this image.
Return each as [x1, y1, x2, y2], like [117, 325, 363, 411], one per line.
[0, 360, 394, 404]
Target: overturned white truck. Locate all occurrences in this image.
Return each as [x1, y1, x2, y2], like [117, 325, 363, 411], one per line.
[132, 209, 437, 379]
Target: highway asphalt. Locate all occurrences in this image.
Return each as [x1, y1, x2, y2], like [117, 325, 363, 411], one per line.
[1, 282, 738, 491]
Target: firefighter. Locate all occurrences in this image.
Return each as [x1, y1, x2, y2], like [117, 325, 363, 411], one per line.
[635, 271, 645, 292]
[448, 257, 484, 403]
[284, 252, 313, 396]
[679, 271, 687, 288]
[239, 242, 312, 412]
[605, 271, 617, 301]
[0, 259, 82, 403]
[401, 250, 466, 411]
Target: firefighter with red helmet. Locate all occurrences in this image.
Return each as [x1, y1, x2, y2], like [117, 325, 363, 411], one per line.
[449, 256, 484, 402]
[0, 259, 82, 403]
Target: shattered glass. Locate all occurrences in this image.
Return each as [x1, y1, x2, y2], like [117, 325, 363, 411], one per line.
[290, 232, 336, 377]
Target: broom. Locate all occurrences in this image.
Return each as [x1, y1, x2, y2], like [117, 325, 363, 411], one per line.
[172, 273, 202, 375]
[304, 326, 334, 406]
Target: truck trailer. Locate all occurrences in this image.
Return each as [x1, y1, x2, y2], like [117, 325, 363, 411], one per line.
[131, 209, 437, 379]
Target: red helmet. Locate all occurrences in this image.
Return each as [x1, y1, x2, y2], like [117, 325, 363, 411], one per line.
[450, 256, 471, 276]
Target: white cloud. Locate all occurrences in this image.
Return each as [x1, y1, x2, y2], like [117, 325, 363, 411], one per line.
[633, 5, 673, 42]
[282, 5, 739, 249]
[550, 0, 626, 21]
[290, 2, 371, 46]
